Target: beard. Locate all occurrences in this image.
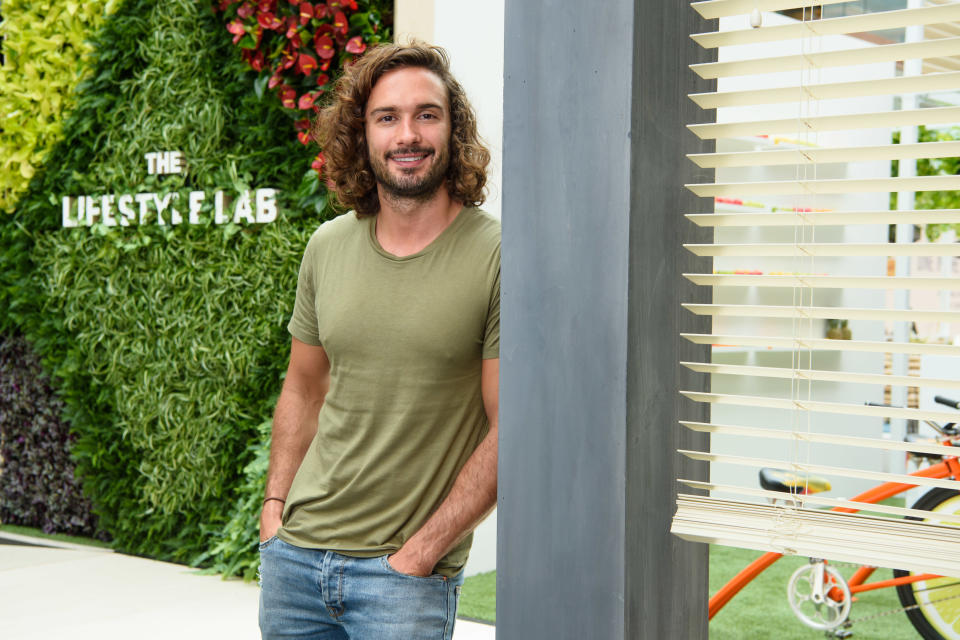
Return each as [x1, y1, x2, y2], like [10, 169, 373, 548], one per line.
[369, 145, 450, 201]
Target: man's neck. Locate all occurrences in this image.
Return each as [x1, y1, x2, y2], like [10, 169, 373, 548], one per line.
[375, 187, 463, 257]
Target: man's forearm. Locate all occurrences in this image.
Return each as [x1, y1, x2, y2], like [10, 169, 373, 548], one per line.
[264, 385, 323, 501]
[391, 423, 498, 574]
[260, 382, 325, 541]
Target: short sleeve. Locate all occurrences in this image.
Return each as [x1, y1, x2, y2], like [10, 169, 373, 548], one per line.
[482, 262, 500, 359]
[287, 233, 323, 347]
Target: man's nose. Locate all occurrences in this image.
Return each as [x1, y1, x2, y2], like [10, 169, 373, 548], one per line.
[396, 117, 421, 145]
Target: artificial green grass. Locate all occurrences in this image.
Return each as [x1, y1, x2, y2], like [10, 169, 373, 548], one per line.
[0, 523, 112, 549]
[459, 570, 496, 623]
[457, 546, 925, 637]
[711, 546, 919, 639]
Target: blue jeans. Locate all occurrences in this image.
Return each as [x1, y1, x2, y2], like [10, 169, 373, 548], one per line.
[258, 536, 464, 639]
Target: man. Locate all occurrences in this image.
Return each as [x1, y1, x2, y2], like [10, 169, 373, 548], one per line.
[258, 41, 500, 640]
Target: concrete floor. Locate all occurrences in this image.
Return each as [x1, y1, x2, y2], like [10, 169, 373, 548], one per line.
[0, 532, 494, 640]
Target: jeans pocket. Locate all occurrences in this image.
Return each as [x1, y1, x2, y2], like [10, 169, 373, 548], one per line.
[378, 554, 446, 581]
[258, 535, 279, 551]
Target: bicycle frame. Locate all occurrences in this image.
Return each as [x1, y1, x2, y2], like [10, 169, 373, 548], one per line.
[709, 455, 960, 620]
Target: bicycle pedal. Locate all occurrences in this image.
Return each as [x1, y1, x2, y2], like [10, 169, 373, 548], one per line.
[825, 629, 853, 639]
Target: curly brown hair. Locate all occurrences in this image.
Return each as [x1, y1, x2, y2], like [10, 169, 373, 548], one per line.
[312, 42, 490, 217]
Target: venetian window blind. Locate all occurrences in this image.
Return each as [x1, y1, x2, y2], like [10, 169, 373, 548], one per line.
[671, 0, 960, 578]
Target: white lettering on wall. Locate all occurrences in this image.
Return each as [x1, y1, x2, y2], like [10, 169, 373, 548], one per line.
[256, 188, 278, 223]
[135, 193, 152, 225]
[214, 190, 228, 224]
[145, 151, 185, 175]
[62, 197, 78, 228]
[188, 191, 205, 225]
[118, 194, 135, 226]
[233, 191, 255, 224]
[61, 152, 284, 228]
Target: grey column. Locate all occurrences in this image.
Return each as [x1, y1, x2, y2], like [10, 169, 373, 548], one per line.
[497, 2, 715, 639]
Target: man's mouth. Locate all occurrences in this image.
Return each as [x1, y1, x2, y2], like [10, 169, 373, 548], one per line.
[387, 149, 433, 165]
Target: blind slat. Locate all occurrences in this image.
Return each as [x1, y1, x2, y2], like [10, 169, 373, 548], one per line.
[679, 362, 960, 390]
[688, 106, 960, 140]
[693, 0, 851, 20]
[688, 175, 960, 197]
[680, 391, 960, 422]
[681, 333, 960, 356]
[679, 481, 960, 525]
[687, 210, 960, 227]
[679, 421, 960, 457]
[692, 5, 960, 49]
[684, 274, 960, 290]
[689, 141, 960, 169]
[684, 243, 960, 257]
[678, 450, 960, 491]
[683, 303, 960, 323]
[691, 37, 960, 80]
[690, 71, 960, 109]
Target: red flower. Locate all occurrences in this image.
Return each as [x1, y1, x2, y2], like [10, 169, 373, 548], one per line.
[236, 2, 254, 18]
[311, 152, 326, 174]
[315, 22, 334, 37]
[327, 0, 342, 10]
[285, 16, 298, 38]
[297, 53, 318, 75]
[226, 19, 246, 35]
[345, 36, 365, 55]
[279, 85, 297, 109]
[280, 50, 297, 70]
[287, 0, 300, 4]
[297, 131, 312, 145]
[242, 48, 265, 71]
[257, 0, 276, 12]
[314, 72, 330, 88]
[345, 0, 357, 8]
[319, 59, 331, 71]
[294, 118, 311, 130]
[332, 10, 348, 35]
[314, 34, 335, 59]
[268, 72, 283, 89]
[257, 12, 283, 30]
[219, 0, 237, 10]
[299, 1, 314, 24]
[315, 3, 329, 18]
[227, 19, 246, 44]
[298, 90, 322, 110]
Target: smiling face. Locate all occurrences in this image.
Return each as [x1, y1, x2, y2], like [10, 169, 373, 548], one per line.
[364, 66, 452, 202]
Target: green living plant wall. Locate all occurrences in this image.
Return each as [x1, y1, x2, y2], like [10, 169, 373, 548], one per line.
[0, 0, 117, 212]
[0, 0, 389, 574]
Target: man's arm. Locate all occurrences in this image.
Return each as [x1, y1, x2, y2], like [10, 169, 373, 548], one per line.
[260, 337, 331, 542]
[388, 357, 499, 576]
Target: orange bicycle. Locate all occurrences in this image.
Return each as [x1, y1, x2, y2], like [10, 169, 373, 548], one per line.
[710, 395, 960, 639]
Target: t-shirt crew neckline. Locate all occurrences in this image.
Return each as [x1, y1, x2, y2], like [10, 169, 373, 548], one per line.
[366, 206, 471, 262]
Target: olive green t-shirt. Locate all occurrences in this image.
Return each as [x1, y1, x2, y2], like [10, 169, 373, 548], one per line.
[279, 206, 500, 576]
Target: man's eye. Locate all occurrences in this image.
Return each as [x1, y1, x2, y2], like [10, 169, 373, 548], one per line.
[379, 115, 396, 123]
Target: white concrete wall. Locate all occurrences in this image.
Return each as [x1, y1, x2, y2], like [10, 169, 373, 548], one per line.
[394, 0, 505, 577]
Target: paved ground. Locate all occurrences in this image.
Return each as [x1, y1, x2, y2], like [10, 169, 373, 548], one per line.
[0, 532, 495, 640]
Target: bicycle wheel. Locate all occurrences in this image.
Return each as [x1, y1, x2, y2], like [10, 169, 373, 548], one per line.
[894, 488, 960, 640]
